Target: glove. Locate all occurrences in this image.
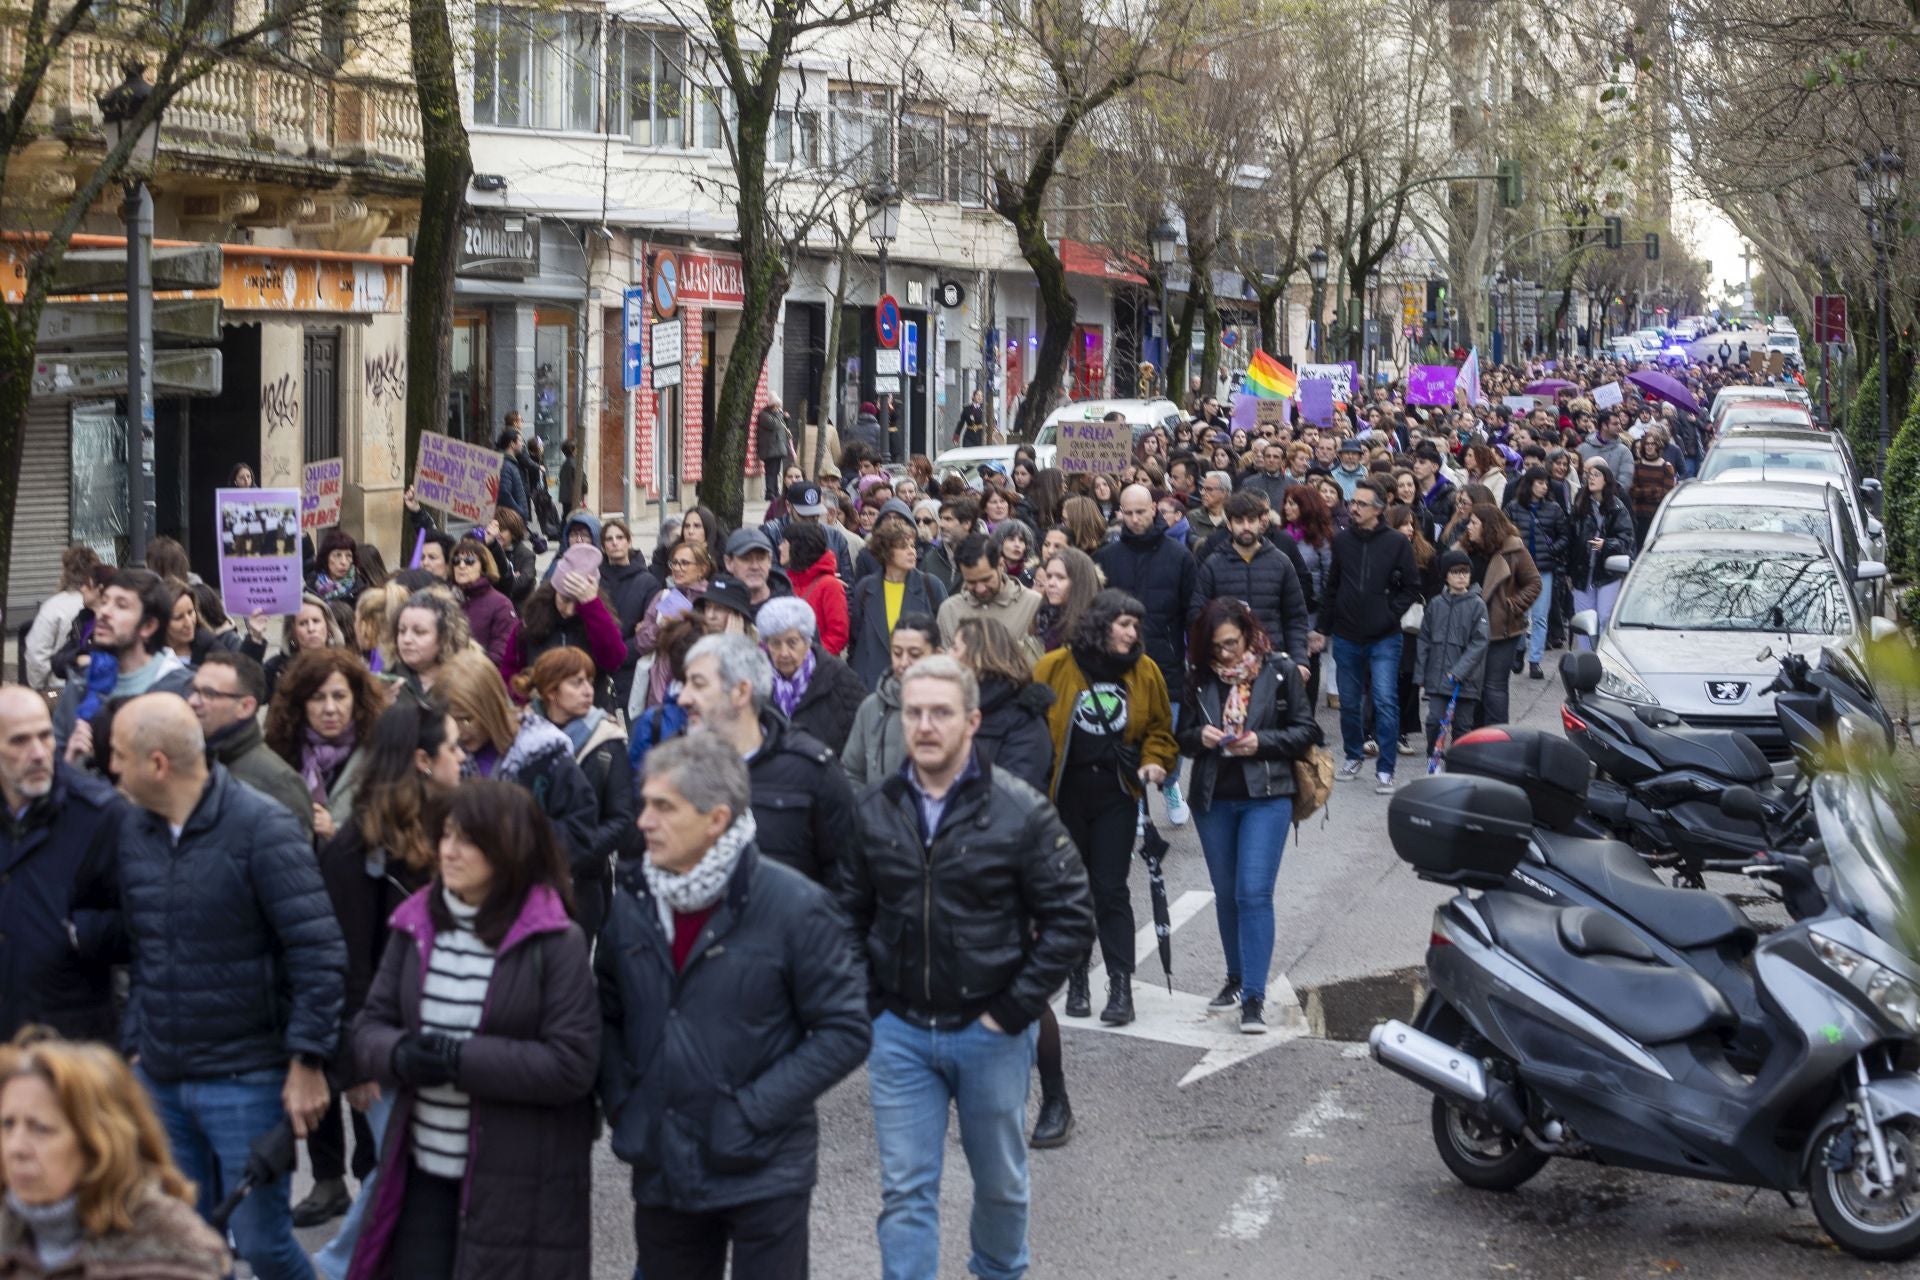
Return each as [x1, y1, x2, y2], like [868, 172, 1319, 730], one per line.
[389, 1033, 462, 1090]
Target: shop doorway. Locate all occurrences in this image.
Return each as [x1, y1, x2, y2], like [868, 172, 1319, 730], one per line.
[161, 322, 260, 580]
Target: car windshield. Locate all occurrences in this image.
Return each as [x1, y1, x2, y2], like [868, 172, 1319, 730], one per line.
[1613, 550, 1850, 634]
[1660, 504, 1831, 542]
[1699, 447, 1846, 481]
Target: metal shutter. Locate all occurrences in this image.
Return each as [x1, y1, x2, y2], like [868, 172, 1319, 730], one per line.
[782, 303, 820, 423]
[6, 398, 72, 619]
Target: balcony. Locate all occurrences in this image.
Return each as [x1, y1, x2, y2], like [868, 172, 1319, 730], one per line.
[0, 20, 423, 184]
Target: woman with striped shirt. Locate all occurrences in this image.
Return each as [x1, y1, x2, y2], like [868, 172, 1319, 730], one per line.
[348, 780, 599, 1280]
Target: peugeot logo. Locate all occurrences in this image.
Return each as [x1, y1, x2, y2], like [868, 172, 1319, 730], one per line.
[1706, 680, 1750, 705]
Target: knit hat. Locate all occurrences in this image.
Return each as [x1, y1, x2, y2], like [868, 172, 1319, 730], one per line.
[1440, 549, 1473, 575]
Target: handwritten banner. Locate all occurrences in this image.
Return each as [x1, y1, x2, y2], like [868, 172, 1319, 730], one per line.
[1301, 361, 1358, 396]
[1054, 417, 1132, 474]
[1592, 381, 1624, 410]
[1408, 364, 1460, 407]
[302, 457, 342, 533]
[414, 432, 503, 523]
[216, 488, 303, 617]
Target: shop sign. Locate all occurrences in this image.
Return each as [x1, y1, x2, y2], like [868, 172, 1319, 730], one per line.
[457, 213, 541, 280]
[642, 246, 746, 310]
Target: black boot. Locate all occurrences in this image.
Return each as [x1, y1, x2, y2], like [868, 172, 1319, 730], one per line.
[1065, 963, 1091, 1018]
[1030, 1091, 1074, 1148]
[291, 1177, 350, 1228]
[1101, 970, 1135, 1025]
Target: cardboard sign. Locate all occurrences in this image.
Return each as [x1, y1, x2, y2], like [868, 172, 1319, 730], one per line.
[1592, 381, 1624, 409]
[1254, 400, 1291, 426]
[216, 488, 303, 617]
[1767, 351, 1785, 376]
[1053, 418, 1132, 474]
[414, 432, 503, 523]
[302, 457, 343, 533]
[1749, 350, 1767, 373]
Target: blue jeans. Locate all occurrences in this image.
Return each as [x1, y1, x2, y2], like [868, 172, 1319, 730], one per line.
[1572, 579, 1621, 651]
[1192, 796, 1292, 1000]
[869, 1011, 1039, 1280]
[1527, 572, 1554, 665]
[1332, 633, 1402, 776]
[138, 1066, 312, 1280]
[313, 1091, 396, 1280]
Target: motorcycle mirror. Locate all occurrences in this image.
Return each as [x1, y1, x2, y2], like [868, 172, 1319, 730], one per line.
[1570, 609, 1599, 638]
[1603, 554, 1633, 575]
[1854, 560, 1888, 583]
[1870, 616, 1899, 642]
[1754, 644, 1774, 662]
[1720, 786, 1767, 825]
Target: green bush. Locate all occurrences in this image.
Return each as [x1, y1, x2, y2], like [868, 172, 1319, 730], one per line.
[1880, 382, 1920, 580]
[1846, 356, 1882, 469]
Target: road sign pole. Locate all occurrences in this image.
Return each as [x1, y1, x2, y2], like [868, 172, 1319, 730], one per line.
[877, 244, 892, 462]
[125, 180, 152, 568]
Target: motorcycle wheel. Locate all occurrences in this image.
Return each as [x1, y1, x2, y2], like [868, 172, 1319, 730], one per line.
[1809, 1117, 1920, 1261]
[1429, 1094, 1549, 1192]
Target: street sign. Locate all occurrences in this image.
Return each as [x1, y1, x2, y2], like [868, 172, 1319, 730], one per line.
[652, 360, 683, 390]
[1814, 295, 1848, 345]
[875, 348, 902, 376]
[904, 322, 920, 375]
[651, 317, 683, 370]
[622, 286, 646, 390]
[37, 298, 222, 348]
[875, 295, 901, 348]
[875, 375, 902, 392]
[47, 244, 222, 296]
[31, 348, 222, 396]
[650, 253, 679, 319]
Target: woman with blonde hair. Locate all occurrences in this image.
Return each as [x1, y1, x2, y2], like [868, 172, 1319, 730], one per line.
[0, 1033, 228, 1278]
[388, 589, 473, 702]
[353, 582, 407, 675]
[1060, 495, 1109, 555]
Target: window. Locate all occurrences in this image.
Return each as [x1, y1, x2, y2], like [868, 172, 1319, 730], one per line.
[772, 108, 820, 167]
[988, 124, 1030, 187]
[694, 85, 733, 152]
[949, 118, 986, 206]
[612, 26, 684, 147]
[473, 5, 600, 133]
[901, 110, 945, 200]
[830, 88, 893, 183]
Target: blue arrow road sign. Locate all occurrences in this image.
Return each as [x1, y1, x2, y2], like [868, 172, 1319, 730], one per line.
[904, 321, 919, 375]
[623, 286, 646, 390]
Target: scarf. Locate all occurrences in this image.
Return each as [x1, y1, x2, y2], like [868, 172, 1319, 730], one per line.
[1072, 639, 1140, 685]
[7, 1192, 81, 1271]
[559, 706, 606, 754]
[1164, 516, 1190, 546]
[1033, 602, 1069, 652]
[312, 570, 356, 602]
[1213, 650, 1263, 736]
[770, 648, 816, 718]
[300, 724, 357, 804]
[644, 811, 756, 917]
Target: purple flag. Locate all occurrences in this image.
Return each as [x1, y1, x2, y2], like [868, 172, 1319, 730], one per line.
[1408, 364, 1461, 407]
[1300, 378, 1335, 426]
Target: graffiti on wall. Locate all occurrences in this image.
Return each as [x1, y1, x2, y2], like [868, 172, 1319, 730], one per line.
[261, 373, 299, 484]
[364, 345, 405, 481]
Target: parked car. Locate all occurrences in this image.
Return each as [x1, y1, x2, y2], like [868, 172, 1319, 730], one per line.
[1710, 385, 1813, 424]
[1644, 479, 1881, 615]
[933, 397, 1183, 475]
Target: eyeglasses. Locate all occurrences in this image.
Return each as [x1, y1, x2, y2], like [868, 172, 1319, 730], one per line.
[188, 685, 245, 702]
[671, 558, 699, 570]
[453, 554, 481, 566]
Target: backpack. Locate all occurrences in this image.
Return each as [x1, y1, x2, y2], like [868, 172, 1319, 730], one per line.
[1291, 745, 1335, 824]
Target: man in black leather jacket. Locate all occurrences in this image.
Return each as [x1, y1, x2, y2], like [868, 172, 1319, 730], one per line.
[839, 656, 1093, 1280]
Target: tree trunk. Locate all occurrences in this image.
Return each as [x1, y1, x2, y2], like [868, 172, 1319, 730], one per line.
[1257, 285, 1283, 358]
[1007, 204, 1075, 440]
[1166, 289, 1197, 408]
[1197, 272, 1221, 399]
[406, 0, 472, 514]
[813, 236, 855, 476]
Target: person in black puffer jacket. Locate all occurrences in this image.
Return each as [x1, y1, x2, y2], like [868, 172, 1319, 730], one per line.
[758, 597, 868, 756]
[1566, 459, 1638, 647]
[1193, 491, 1312, 663]
[1504, 466, 1572, 676]
[1094, 488, 1197, 687]
[949, 616, 1055, 793]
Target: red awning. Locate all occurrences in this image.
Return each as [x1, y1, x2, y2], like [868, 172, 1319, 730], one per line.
[1059, 239, 1147, 286]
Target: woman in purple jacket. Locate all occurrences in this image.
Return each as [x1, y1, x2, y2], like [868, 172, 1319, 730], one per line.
[450, 538, 518, 680]
[348, 780, 599, 1280]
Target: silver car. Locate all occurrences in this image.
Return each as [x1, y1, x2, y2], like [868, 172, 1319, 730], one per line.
[1700, 429, 1885, 563]
[1643, 479, 1882, 614]
[1572, 530, 1894, 759]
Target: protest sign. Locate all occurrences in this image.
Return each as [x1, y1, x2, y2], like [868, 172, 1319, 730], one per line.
[1254, 400, 1290, 426]
[302, 457, 343, 533]
[1054, 415, 1132, 474]
[414, 432, 503, 523]
[1592, 381, 1624, 409]
[1502, 396, 1537, 415]
[216, 488, 303, 617]
[1408, 364, 1460, 407]
[1301, 362, 1357, 396]
[1299, 378, 1335, 427]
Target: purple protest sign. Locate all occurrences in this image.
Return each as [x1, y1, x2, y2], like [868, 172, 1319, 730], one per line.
[215, 488, 303, 619]
[1230, 392, 1259, 432]
[1408, 364, 1461, 407]
[1300, 378, 1335, 426]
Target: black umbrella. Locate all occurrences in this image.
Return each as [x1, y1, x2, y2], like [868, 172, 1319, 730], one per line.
[208, 1116, 296, 1232]
[1137, 811, 1175, 993]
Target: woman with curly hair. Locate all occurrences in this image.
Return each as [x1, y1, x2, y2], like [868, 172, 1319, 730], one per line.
[388, 588, 473, 703]
[265, 648, 382, 842]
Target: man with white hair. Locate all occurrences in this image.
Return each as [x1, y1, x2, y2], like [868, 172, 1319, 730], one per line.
[1188, 469, 1233, 540]
[0, 684, 126, 1041]
[678, 633, 856, 885]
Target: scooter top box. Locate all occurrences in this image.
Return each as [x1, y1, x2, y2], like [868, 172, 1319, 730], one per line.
[1387, 775, 1533, 889]
[1445, 727, 1592, 832]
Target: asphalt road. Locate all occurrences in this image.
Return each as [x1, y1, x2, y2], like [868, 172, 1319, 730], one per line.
[285, 658, 1883, 1278]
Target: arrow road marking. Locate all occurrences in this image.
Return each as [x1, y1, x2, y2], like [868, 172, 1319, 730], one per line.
[1054, 889, 1309, 1087]
[1215, 1174, 1283, 1241]
[1287, 1088, 1365, 1139]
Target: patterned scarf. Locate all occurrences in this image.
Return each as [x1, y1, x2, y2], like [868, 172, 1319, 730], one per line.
[1212, 651, 1264, 736]
[769, 648, 816, 718]
[643, 811, 757, 916]
[300, 724, 357, 804]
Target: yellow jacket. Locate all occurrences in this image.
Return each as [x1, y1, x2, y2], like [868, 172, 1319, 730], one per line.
[1031, 646, 1179, 801]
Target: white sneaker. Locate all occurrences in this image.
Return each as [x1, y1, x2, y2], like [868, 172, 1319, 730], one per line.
[1363, 738, 1380, 758]
[1375, 772, 1396, 795]
[1337, 759, 1365, 783]
[1163, 779, 1191, 826]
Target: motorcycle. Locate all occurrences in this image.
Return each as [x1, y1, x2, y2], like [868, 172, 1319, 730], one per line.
[1369, 768, 1920, 1261]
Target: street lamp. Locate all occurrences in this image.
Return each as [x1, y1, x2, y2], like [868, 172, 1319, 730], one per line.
[1307, 245, 1329, 359]
[866, 181, 902, 460]
[1150, 219, 1178, 396]
[97, 62, 163, 568]
[1857, 149, 1904, 476]
[1365, 268, 1382, 379]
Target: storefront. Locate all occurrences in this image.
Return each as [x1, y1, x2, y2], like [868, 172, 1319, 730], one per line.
[452, 212, 589, 451]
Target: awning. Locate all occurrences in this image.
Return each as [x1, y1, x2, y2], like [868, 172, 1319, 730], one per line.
[1059, 239, 1147, 286]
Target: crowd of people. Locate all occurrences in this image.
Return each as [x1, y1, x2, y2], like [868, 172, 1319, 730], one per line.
[0, 345, 1799, 1279]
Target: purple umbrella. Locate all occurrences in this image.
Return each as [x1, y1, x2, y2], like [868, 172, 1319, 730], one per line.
[1524, 379, 1579, 396]
[1624, 369, 1703, 416]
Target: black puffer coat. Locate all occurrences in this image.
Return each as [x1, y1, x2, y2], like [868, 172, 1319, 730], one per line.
[1566, 495, 1637, 590]
[1506, 494, 1572, 576]
[749, 708, 857, 886]
[1095, 519, 1198, 680]
[786, 645, 868, 756]
[566, 713, 639, 939]
[972, 678, 1054, 792]
[118, 766, 346, 1079]
[1194, 541, 1312, 661]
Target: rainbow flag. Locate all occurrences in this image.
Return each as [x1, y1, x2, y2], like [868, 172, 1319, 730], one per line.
[1243, 348, 1298, 400]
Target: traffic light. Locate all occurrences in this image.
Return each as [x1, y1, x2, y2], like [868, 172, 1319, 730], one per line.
[1603, 216, 1623, 251]
[1497, 159, 1525, 209]
[1645, 232, 1660, 261]
[1425, 279, 1449, 322]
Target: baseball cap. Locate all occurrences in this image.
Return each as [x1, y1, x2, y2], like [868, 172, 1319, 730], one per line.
[1337, 437, 1364, 455]
[725, 528, 774, 558]
[783, 482, 826, 517]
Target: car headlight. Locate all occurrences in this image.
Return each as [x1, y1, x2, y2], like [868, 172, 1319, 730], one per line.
[1597, 658, 1659, 705]
[1812, 931, 1920, 1033]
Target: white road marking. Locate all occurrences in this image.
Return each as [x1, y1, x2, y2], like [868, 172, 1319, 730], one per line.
[1054, 889, 1310, 1086]
[1214, 1173, 1283, 1241]
[1287, 1087, 1364, 1138]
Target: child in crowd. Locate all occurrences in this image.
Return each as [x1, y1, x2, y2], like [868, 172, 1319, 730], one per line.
[1415, 549, 1490, 755]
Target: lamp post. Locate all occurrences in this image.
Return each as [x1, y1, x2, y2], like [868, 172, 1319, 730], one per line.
[1857, 150, 1904, 476]
[1150, 219, 1178, 397]
[1307, 245, 1329, 359]
[97, 63, 163, 567]
[1364, 268, 1382, 381]
[866, 181, 902, 460]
